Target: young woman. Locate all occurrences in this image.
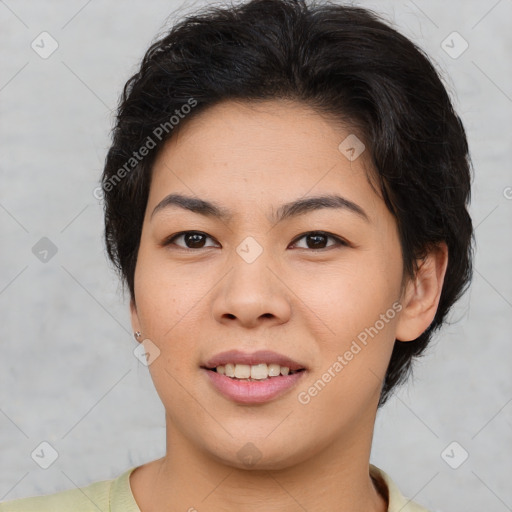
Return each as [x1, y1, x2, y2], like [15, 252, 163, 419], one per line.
[1, 0, 473, 510]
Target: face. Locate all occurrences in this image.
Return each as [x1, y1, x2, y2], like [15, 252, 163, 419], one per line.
[131, 99, 410, 470]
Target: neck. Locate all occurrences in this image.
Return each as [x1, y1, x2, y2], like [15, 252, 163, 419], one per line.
[132, 413, 387, 512]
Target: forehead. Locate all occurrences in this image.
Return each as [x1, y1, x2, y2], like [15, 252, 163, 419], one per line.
[171, 98, 364, 159]
[149, 99, 384, 224]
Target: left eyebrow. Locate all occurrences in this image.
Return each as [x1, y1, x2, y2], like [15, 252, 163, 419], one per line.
[271, 194, 369, 224]
[150, 193, 370, 224]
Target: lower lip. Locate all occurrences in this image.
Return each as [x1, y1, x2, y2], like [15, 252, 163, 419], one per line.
[202, 368, 306, 404]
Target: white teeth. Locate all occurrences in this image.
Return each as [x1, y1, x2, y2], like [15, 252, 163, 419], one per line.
[250, 363, 268, 380]
[234, 364, 251, 379]
[212, 363, 300, 380]
[268, 363, 281, 377]
[225, 363, 235, 377]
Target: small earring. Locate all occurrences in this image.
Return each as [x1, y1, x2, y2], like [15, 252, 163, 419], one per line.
[134, 331, 142, 341]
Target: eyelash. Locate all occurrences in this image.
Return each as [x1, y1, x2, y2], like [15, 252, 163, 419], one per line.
[162, 230, 349, 251]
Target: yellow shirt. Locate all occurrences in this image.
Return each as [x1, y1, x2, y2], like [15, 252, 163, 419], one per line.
[0, 464, 429, 511]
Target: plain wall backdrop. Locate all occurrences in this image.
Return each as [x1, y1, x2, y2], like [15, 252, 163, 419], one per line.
[1, 0, 511, 511]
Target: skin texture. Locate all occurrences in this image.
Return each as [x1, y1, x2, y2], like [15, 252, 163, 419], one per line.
[129, 99, 448, 512]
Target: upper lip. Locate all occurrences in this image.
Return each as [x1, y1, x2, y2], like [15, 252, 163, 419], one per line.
[202, 350, 307, 371]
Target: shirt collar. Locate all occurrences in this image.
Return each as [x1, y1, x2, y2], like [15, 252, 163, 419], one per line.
[109, 466, 141, 512]
[370, 464, 429, 512]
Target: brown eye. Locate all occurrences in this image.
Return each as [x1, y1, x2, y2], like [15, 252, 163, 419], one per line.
[290, 231, 347, 250]
[164, 231, 218, 249]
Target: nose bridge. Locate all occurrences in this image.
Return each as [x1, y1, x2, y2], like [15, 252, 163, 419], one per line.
[229, 234, 276, 301]
[212, 233, 291, 326]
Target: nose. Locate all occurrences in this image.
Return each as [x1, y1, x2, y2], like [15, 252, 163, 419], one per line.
[211, 247, 292, 329]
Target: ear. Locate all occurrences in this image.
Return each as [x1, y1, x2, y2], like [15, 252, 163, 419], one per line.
[130, 298, 142, 341]
[395, 242, 449, 342]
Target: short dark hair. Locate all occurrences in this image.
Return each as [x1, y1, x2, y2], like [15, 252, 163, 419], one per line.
[101, 0, 474, 406]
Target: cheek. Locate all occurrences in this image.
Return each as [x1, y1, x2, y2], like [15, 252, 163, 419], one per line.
[133, 256, 206, 410]
[295, 289, 399, 421]
[293, 251, 402, 396]
[133, 245, 207, 363]
[297, 251, 402, 337]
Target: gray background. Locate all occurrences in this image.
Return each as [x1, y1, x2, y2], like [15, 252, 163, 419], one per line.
[1, 0, 511, 510]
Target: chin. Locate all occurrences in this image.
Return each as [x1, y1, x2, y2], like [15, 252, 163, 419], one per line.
[205, 436, 316, 471]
